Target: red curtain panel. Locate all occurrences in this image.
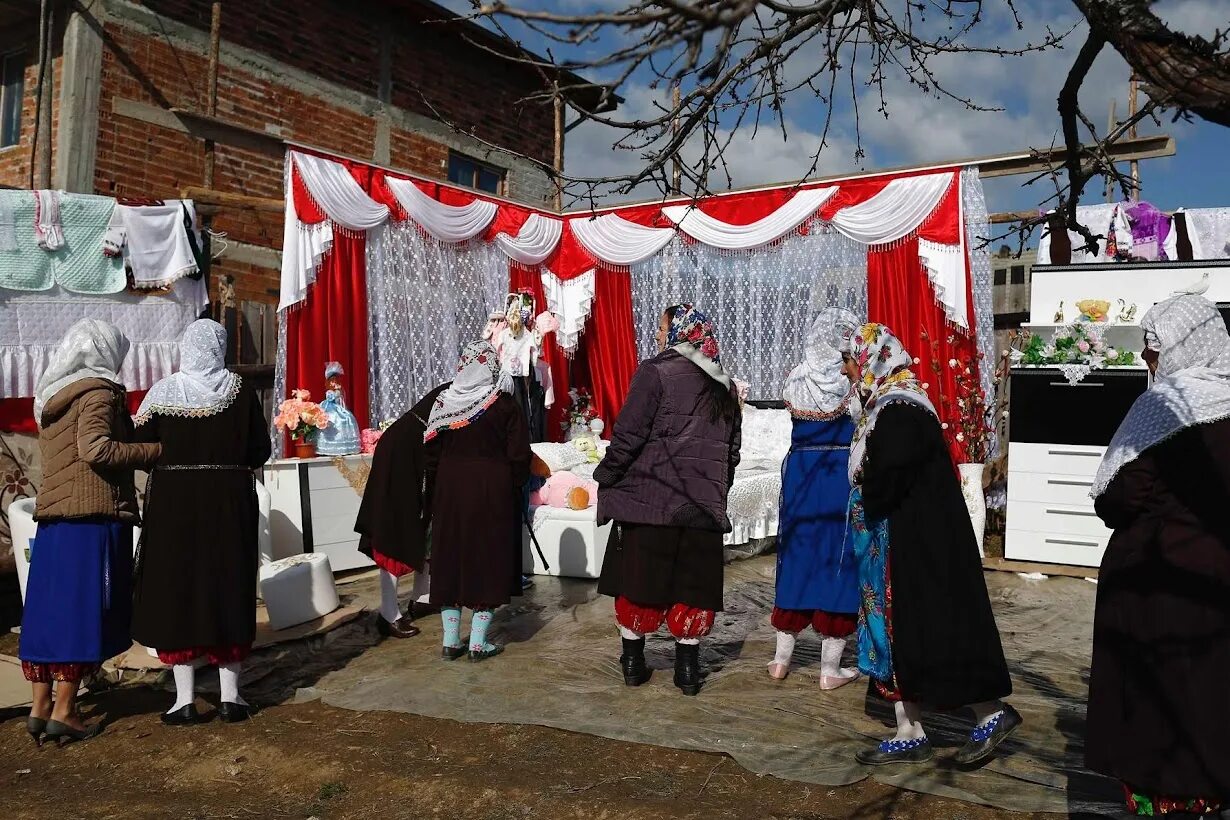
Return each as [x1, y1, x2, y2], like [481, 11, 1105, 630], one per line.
[282, 232, 370, 448]
[582, 268, 640, 437]
[866, 237, 979, 466]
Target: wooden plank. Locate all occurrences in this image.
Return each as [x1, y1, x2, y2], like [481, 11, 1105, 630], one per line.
[181, 186, 284, 214]
[982, 556, 1098, 579]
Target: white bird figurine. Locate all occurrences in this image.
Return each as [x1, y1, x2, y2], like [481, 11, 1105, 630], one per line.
[1172, 272, 1211, 297]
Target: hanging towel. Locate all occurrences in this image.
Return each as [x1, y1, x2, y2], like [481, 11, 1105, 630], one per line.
[0, 191, 54, 291]
[34, 190, 65, 251]
[52, 195, 126, 295]
[107, 201, 200, 288]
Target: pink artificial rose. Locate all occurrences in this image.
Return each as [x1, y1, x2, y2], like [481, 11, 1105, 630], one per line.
[1077, 340, 1091, 354]
[292, 389, 311, 401]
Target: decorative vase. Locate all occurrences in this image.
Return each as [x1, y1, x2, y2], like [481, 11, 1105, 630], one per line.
[293, 441, 318, 459]
[957, 462, 987, 558]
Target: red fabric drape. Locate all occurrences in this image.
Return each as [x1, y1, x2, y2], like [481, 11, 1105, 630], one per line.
[283, 232, 370, 446]
[509, 265, 569, 442]
[580, 268, 639, 438]
[0, 391, 148, 434]
[866, 238, 978, 466]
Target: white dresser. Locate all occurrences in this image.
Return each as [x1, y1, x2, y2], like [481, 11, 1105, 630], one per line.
[1004, 366, 1147, 567]
[263, 455, 374, 573]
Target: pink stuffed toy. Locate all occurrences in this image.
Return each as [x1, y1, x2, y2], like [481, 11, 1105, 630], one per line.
[530, 471, 598, 510]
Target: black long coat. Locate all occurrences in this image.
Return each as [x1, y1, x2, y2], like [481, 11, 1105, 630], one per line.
[425, 393, 530, 609]
[861, 403, 1012, 709]
[354, 383, 450, 570]
[1086, 419, 1230, 801]
[131, 385, 271, 652]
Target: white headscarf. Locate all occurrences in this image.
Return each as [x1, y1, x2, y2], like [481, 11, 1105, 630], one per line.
[135, 319, 240, 425]
[424, 340, 512, 442]
[846, 323, 938, 485]
[33, 319, 130, 427]
[1092, 294, 1230, 498]
[783, 306, 862, 418]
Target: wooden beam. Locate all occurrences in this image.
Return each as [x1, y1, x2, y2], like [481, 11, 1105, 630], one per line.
[182, 186, 284, 214]
[202, 2, 222, 188]
[977, 134, 1174, 178]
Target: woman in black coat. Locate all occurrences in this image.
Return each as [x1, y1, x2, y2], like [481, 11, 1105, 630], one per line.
[1087, 293, 1230, 816]
[423, 341, 530, 662]
[844, 323, 1017, 767]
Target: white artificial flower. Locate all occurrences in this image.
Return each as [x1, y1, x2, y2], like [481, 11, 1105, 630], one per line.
[948, 358, 958, 368]
[941, 422, 949, 429]
[955, 432, 966, 442]
[912, 357, 920, 365]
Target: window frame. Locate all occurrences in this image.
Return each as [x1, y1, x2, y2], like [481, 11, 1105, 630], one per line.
[1009, 264, 1026, 285]
[447, 151, 506, 196]
[0, 49, 25, 150]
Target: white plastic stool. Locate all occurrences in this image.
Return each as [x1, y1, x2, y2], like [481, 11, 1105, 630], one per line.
[258, 553, 340, 631]
[8, 497, 142, 603]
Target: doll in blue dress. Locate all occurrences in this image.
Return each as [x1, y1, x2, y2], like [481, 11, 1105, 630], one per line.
[317, 361, 361, 456]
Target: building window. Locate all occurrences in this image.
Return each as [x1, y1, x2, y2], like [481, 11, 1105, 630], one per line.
[1, 52, 25, 149]
[1010, 265, 1025, 285]
[993, 267, 1006, 286]
[447, 152, 504, 195]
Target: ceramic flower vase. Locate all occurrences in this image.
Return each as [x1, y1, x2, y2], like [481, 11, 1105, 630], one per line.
[958, 462, 987, 558]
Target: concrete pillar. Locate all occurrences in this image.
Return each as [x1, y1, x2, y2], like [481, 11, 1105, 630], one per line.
[54, 1, 105, 192]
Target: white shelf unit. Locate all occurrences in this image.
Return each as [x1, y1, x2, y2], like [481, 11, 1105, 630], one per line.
[263, 455, 375, 573]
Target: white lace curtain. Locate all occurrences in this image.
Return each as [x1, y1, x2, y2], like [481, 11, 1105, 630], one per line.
[631, 221, 869, 400]
[365, 222, 508, 425]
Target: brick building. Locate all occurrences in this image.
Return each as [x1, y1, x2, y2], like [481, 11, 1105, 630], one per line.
[0, 0, 613, 306]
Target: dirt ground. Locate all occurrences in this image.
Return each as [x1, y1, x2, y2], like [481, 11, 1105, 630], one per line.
[0, 684, 1104, 820]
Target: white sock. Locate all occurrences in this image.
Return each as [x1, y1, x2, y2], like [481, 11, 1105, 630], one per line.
[971, 701, 1005, 727]
[379, 568, 402, 624]
[893, 701, 926, 741]
[219, 662, 247, 706]
[617, 625, 643, 641]
[410, 563, 430, 604]
[676, 637, 700, 646]
[772, 631, 796, 666]
[819, 636, 858, 679]
[168, 664, 195, 713]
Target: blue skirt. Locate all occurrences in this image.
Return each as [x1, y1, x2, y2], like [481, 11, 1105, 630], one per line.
[19, 519, 133, 664]
[774, 417, 858, 613]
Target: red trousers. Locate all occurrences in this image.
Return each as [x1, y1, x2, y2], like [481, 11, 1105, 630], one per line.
[156, 645, 251, 666]
[615, 596, 715, 639]
[770, 606, 856, 638]
[372, 549, 415, 578]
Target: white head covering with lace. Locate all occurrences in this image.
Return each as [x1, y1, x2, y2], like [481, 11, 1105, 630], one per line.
[424, 340, 513, 442]
[135, 319, 240, 424]
[33, 318, 130, 427]
[783, 306, 862, 418]
[1092, 293, 1230, 497]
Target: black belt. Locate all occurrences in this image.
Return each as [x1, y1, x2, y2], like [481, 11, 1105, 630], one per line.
[154, 464, 253, 472]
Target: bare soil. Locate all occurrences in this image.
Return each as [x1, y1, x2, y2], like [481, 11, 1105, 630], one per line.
[0, 686, 1077, 820]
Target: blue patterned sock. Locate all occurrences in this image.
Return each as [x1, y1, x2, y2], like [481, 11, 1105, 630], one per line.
[469, 609, 496, 652]
[441, 607, 462, 648]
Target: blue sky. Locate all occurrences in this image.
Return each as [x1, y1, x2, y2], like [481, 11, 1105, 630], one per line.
[457, 0, 1228, 222]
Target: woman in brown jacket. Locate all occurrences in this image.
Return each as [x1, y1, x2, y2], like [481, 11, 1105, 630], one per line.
[19, 319, 160, 746]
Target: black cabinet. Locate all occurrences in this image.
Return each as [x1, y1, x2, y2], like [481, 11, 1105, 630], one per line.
[1008, 368, 1148, 447]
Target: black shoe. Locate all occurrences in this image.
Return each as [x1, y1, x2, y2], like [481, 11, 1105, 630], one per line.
[855, 737, 934, 766]
[160, 704, 202, 727]
[441, 644, 467, 661]
[377, 615, 421, 639]
[521, 575, 534, 591]
[45, 719, 104, 746]
[26, 716, 47, 747]
[469, 645, 504, 662]
[673, 642, 702, 696]
[620, 637, 651, 686]
[218, 702, 256, 724]
[954, 704, 1022, 765]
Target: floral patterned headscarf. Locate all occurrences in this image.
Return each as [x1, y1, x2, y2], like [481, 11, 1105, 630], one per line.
[846, 323, 937, 485]
[666, 304, 731, 389]
[424, 340, 510, 442]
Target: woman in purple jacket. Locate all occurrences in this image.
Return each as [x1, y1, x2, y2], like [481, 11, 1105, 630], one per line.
[596, 304, 742, 696]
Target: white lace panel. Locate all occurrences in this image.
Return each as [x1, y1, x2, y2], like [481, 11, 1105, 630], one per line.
[366, 222, 508, 426]
[962, 166, 998, 459]
[630, 221, 868, 401]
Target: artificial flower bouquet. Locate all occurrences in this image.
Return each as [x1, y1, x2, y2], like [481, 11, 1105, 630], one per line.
[275, 389, 330, 457]
[1012, 321, 1136, 369]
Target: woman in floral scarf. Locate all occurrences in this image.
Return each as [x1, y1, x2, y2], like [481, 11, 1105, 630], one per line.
[596, 304, 742, 697]
[843, 323, 1018, 767]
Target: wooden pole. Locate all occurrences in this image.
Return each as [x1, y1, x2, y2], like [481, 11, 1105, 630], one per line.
[552, 82, 564, 210]
[1128, 74, 1140, 199]
[31, 0, 54, 189]
[671, 82, 682, 195]
[203, 2, 222, 189]
[1103, 98, 1116, 202]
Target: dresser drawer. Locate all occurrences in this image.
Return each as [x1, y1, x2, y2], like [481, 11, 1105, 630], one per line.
[1008, 442, 1105, 477]
[1009, 368, 1146, 446]
[1004, 528, 1107, 568]
[1007, 499, 1111, 538]
[1006, 470, 1097, 506]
